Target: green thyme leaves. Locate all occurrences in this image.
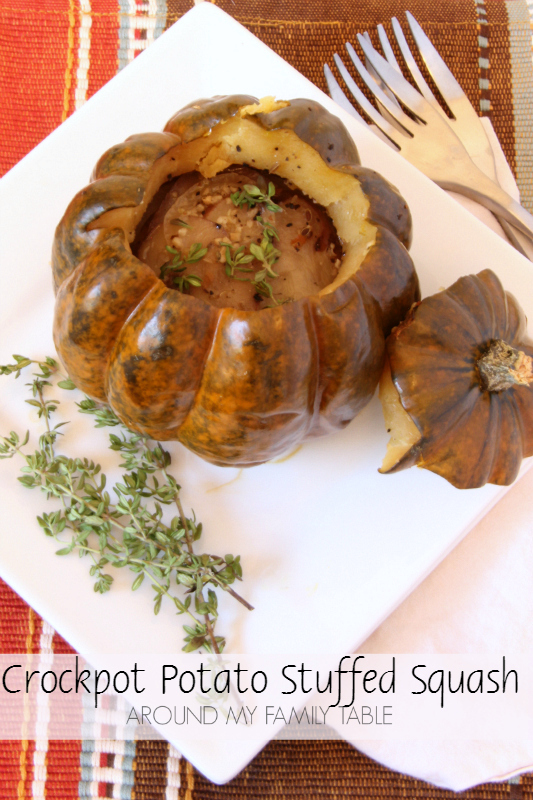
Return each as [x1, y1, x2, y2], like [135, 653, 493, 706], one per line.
[220, 244, 255, 277]
[0, 356, 252, 653]
[169, 218, 192, 229]
[183, 243, 208, 263]
[160, 243, 207, 292]
[231, 182, 281, 214]
[221, 215, 283, 305]
[0, 354, 56, 379]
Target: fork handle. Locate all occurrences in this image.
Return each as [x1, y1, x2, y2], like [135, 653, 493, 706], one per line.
[437, 162, 533, 246]
[498, 219, 533, 260]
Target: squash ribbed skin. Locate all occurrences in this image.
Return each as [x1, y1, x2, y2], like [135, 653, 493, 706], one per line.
[346, 165, 411, 249]
[164, 95, 257, 142]
[52, 176, 147, 290]
[93, 132, 179, 179]
[53, 228, 159, 402]
[386, 269, 533, 488]
[356, 226, 417, 337]
[52, 95, 419, 466]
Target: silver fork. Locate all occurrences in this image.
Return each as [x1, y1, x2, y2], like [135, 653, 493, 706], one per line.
[373, 14, 529, 255]
[324, 14, 533, 250]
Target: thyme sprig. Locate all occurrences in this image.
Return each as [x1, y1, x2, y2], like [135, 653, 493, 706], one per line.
[160, 243, 207, 292]
[230, 182, 281, 214]
[0, 357, 252, 653]
[221, 244, 255, 278]
[169, 218, 192, 229]
[255, 216, 280, 243]
[222, 216, 282, 305]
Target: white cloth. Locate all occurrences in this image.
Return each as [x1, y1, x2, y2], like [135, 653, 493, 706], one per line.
[346, 118, 533, 791]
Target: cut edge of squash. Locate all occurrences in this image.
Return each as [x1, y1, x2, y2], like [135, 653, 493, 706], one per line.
[88, 114, 377, 301]
[378, 357, 421, 473]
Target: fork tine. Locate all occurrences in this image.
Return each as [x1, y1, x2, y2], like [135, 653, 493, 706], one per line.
[356, 33, 433, 122]
[376, 23, 402, 73]
[323, 64, 367, 124]
[361, 31, 381, 80]
[332, 53, 403, 145]
[404, 11, 497, 174]
[361, 32, 387, 91]
[405, 11, 468, 115]
[390, 17, 446, 118]
[361, 32, 403, 114]
[345, 42, 416, 134]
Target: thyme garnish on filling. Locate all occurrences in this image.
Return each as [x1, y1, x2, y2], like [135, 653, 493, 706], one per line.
[160, 243, 206, 291]
[224, 183, 284, 305]
[169, 218, 192, 229]
[0, 356, 252, 653]
[230, 181, 281, 213]
[161, 182, 288, 305]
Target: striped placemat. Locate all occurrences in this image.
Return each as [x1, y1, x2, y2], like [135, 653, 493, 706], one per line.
[2, 0, 533, 796]
[0, 571, 530, 798]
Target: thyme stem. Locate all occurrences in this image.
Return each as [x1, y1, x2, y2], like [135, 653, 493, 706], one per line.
[0, 355, 251, 653]
[167, 461, 220, 653]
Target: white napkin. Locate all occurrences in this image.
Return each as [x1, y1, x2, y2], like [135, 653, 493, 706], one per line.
[344, 118, 533, 791]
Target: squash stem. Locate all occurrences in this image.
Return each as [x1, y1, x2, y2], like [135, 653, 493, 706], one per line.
[477, 339, 533, 392]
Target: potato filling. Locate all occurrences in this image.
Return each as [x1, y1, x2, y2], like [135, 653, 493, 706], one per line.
[133, 168, 344, 310]
[92, 115, 377, 308]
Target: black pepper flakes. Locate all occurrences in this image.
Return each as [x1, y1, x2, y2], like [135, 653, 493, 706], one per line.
[236, 145, 242, 152]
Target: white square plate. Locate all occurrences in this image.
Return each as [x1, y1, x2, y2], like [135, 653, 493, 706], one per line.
[1, 3, 532, 783]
